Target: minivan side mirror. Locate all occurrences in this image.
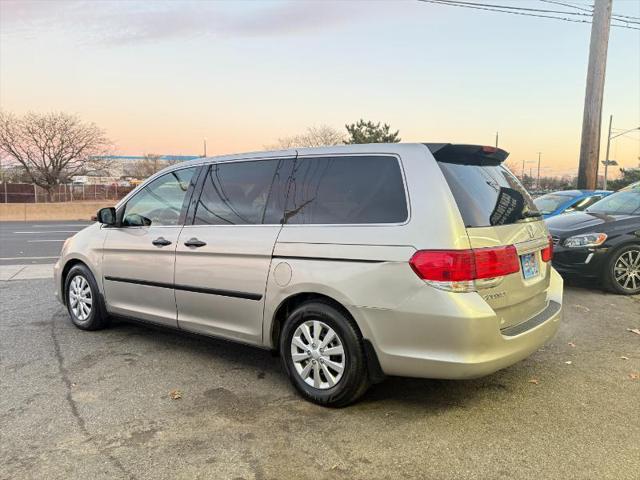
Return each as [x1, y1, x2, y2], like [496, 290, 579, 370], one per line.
[96, 207, 117, 225]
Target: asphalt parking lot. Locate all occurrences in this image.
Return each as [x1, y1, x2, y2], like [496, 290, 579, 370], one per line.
[1, 278, 638, 480]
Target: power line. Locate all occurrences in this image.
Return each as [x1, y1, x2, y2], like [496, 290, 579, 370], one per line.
[419, 0, 591, 24]
[417, 0, 640, 30]
[540, 0, 640, 23]
[539, 0, 593, 14]
[424, 0, 592, 16]
[608, 9, 640, 22]
[612, 14, 640, 22]
[610, 17, 640, 26]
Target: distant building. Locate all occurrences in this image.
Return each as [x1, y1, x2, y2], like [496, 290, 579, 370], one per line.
[88, 154, 201, 183]
[2, 154, 202, 186]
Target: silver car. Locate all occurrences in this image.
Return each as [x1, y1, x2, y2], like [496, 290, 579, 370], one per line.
[54, 143, 562, 406]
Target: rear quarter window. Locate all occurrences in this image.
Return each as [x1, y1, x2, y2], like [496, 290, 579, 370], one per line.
[285, 155, 408, 224]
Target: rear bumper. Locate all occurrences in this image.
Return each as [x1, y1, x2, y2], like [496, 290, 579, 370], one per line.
[356, 268, 563, 380]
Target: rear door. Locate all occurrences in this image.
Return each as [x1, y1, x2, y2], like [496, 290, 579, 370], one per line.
[174, 156, 293, 345]
[102, 166, 199, 326]
[434, 145, 551, 330]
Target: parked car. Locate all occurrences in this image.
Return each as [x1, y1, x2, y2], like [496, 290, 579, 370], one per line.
[54, 143, 562, 406]
[546, 184, 640, 295]
[620, 181, 639, 192]
[534, 190, 612, 218]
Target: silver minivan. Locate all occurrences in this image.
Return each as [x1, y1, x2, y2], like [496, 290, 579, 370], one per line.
[54, 143, 562, 406]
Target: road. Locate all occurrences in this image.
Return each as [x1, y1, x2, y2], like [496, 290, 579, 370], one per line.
[1, 278, 638, 480]
[0, 221, 91, 265]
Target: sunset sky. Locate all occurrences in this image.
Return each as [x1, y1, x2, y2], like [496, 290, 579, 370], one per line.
[1, 0, 639, 177]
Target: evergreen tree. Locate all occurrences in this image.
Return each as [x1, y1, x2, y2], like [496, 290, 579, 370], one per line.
[344, 119, 401, 144]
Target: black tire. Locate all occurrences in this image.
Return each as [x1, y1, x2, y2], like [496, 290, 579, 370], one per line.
[604, 244, 640, 295]
[64, 264, 110, 330]
[280, 301, 370, 407]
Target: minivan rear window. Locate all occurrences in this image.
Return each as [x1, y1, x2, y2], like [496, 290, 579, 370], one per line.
[437, 161, 539, 227]
[285, 155, 407, 224]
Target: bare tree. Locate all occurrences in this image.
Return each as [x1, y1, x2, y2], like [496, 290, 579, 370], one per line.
[504, 160, 522, 178]
[0, 111, 112, 199]
[128, 154, 168, 179]
[266, 125, 345, 150]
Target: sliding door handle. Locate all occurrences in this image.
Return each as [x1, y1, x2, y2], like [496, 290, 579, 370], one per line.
[184, 238, 207, 248]
[152, 237, 172, 247]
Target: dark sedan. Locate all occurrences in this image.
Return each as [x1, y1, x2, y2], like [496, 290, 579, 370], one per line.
[546, 186, 640, 295]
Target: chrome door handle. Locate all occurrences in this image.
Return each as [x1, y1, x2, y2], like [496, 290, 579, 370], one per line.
[152, 237, 172, 247]
[184, 238, 207, 248]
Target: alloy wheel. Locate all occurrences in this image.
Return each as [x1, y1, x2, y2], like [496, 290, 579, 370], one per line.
[613, 248, 640, 292]
[290, 320, 346, 389]
[68, 275, 93, 321]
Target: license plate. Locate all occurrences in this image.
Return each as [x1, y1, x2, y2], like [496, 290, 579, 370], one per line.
[520, 252, 539, 280]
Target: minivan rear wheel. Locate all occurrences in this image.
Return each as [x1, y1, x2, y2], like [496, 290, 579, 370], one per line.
[280, 301, 369, 407]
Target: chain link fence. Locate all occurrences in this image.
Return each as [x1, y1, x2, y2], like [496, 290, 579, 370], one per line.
[0, 182, 135, 203]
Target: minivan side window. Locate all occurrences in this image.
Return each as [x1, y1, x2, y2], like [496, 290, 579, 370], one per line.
[193, 159, 289, 225]
[123, 167, 197, 227]
[284, 156, 408, 224]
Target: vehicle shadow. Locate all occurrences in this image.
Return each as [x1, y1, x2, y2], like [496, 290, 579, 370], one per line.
[108, 316, 280, 373]
[561, 275, 605, 294]
[361, 374, 511, 410]
[105, 316, 506, 410]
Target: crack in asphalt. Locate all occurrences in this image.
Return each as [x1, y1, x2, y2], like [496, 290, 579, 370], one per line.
[50, 308, 137, 480]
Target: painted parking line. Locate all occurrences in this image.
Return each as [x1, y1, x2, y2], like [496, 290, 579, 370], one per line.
[13, 231, 82, 234]
[30, 224, 91, 227]
[0, 256, 58, 261]
[27, 239, 66, 243]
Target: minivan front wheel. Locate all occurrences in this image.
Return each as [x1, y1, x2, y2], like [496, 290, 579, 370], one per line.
[280, 301, 369, 407]
[64, 264, 109, 330]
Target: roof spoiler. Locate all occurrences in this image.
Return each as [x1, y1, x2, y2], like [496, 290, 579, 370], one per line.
[425, 143, 509, 166]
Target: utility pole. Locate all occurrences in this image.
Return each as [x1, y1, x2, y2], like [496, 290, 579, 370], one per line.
[536, 153, 541, 189]
[521, 159, 525, 180]
[602, 122, 640, 189]
[203, 139, 207, 157]
[603, 114, 613, 190]
[495, 131, 499, 148]
[577, 0, 612, 189]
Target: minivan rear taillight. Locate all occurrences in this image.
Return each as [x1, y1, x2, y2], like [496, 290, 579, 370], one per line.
[409, 246, 520, 292]
[541, 235, 553, 262]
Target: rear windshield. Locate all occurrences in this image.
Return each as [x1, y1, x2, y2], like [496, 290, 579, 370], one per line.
[533, 193, 575, 214]
[437, 162, 539, 227]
